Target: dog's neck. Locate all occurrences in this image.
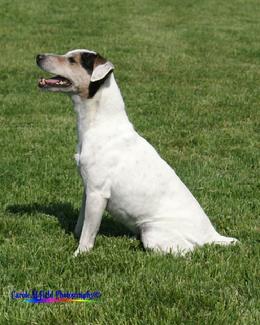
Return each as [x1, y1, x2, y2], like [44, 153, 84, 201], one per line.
[71, 73, 129, 150]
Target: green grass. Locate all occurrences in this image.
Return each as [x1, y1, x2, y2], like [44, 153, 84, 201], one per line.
[0, 0, 259, 323]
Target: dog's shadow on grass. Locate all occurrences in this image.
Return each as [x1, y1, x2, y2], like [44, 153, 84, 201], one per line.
[6, 202, 133, 238]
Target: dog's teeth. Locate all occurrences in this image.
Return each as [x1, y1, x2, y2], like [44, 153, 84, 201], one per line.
[39, 78, 46, 86]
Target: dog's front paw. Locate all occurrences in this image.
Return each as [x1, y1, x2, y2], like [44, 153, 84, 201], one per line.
[73, 245, 92, 257]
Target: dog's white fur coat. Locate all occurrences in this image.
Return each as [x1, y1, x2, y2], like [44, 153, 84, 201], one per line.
[37, 49, 237, 256]
[72, 72, 237, 256]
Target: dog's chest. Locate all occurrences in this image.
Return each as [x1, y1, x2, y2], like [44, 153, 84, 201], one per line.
[75, 133, 120, 195]
[76, 127, 135, 174]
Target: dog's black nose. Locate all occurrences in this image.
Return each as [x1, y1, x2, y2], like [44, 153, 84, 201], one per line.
[36, 54, 45, 65]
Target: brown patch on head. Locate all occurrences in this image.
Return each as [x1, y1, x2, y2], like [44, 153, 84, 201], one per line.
[67, 53, 81, 64]
[80, 52, 112, 99]
[93, 54, 107, 68]
[56, 56, 66, 64]
[80, 52, 97, 73]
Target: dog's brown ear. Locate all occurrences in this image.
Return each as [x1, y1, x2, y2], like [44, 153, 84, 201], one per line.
[91, 60, 114, 82]
[88, 54, 114, 98]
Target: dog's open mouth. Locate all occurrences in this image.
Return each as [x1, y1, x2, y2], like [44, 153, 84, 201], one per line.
[38, 75, 72, 88]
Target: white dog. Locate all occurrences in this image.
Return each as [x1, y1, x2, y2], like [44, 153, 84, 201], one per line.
[36, 49, 237, 256]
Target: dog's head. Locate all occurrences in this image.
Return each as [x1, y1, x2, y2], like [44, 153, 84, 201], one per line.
[36, 49, 114, 98]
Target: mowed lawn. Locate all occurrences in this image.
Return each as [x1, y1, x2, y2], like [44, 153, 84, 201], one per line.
[0, 0, 259, 323]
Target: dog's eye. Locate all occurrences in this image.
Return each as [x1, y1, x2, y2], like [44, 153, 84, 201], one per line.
[68, 57, 76, 64]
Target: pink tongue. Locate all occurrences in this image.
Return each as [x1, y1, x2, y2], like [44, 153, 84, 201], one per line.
[45, 79, 60, 85]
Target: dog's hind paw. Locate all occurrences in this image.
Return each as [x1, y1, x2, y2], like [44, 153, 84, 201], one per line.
[213, 236, 239, 246]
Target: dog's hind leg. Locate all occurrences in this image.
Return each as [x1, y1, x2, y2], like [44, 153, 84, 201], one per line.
[141, 225, 194, 255]
[74, 189, 86, 238]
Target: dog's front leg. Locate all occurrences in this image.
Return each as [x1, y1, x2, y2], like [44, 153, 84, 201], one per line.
[74, 189, 86, 238]
[74, 191, 107, 257]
